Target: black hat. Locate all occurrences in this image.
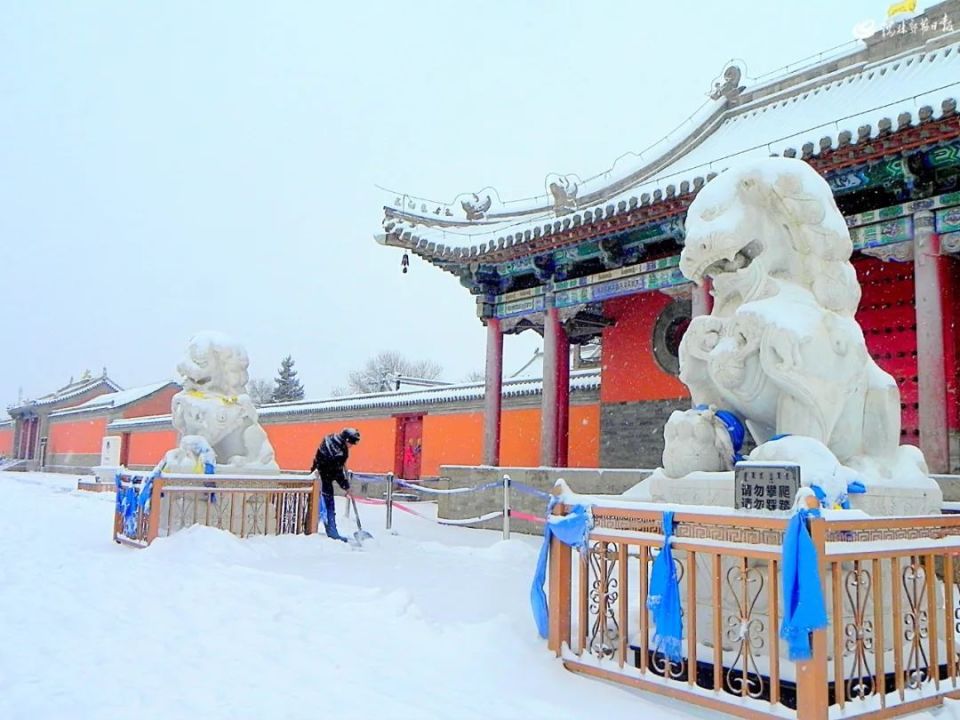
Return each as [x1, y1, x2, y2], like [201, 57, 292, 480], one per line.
[340, 427, 360, 445]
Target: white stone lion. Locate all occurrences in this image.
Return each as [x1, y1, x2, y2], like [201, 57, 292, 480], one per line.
[662, 406, 736, 478]
[163, 331, 279, 472]
[668, 157, 928, 489]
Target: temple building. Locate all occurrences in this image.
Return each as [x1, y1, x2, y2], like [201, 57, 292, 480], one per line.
[0, 375, 179, 473]
[376, 0, 960, 474]
[3, 3, 960, 481]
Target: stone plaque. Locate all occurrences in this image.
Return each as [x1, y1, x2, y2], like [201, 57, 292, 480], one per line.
[734, 462, 800, 512]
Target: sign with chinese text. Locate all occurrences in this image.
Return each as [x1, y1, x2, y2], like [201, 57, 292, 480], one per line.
[734, 462, 800, 512]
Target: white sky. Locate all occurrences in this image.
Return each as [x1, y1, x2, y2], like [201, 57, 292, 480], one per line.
[0, 0, 904, 409]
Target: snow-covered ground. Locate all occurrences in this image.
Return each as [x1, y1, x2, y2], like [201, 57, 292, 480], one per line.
[2, 471, 958, 720]
[0, 471, 686, 720]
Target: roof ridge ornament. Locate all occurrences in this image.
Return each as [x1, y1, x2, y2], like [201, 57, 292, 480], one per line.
[546, 173, 580, 215]
[458, 190, 494, 220]
[709, 63, 745, 102]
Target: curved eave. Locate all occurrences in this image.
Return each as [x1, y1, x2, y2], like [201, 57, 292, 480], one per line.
[385, 111, 960, 269]
[380, 30, 960, 266]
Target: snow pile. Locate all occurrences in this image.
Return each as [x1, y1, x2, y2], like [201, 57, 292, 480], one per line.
[0, 471, 680, 720]
[5, 471, 958, 719]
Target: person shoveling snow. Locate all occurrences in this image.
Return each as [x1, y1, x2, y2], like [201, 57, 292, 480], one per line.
[310, 427, 364, 543]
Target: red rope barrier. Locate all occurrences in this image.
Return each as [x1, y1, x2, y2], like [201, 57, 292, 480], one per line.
[510, 510, 546, 524]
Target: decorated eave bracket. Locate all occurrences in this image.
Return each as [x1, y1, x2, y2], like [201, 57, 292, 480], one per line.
[477, 190, 960, 324]
[454, 216, 687, 297]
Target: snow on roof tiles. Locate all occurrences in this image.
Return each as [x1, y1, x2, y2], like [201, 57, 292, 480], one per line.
[107, 370, 601, 430]
[258, 368, 600, 417]
[11, 376, 124, 411]
[50, 381, 177, 418]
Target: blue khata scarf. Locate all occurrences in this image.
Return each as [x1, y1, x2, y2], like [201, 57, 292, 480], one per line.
[695, 404, 746, 464]
[780, 506, 828, 660]
[647, 511, 683, 662]
[530, 496, 593, 639]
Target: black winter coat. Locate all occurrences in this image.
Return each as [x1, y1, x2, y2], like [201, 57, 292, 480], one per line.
[311, 433, 351, 491]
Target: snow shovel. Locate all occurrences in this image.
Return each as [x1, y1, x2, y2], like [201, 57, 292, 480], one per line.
[346, 493, 374, 545]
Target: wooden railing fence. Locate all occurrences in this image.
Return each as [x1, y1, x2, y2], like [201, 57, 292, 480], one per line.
[550, 504, 960, 720]
[113, 471, 321, 547]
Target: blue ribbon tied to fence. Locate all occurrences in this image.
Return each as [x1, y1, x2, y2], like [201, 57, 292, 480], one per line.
[530, 496, 593, 639]
[117, 479, 140, 537]
[647, 511, 683, 662]
[780, 505, 828, 660]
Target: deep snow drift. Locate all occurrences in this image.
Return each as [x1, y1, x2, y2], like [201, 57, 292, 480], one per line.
[1, 471, 958, 720]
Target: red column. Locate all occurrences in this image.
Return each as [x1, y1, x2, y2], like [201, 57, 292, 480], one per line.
[483, 317, 503, 466]
[914, 210, 949, 473]
[691, 278, 713, 318]
[556, 331, 570, 467]
[541, 306, 560, 467]
[26, 418, 37, 460]
[15, 419, 25, 459]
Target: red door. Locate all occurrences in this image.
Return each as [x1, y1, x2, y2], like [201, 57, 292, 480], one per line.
[396, 415, 423, 481]
[120, 433, 131, 467]
[854, 257, 919, 444]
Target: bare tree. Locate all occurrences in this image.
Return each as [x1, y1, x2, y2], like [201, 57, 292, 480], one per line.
[346, 351, 444, 394]
[246, 378, 275, 406]
[461, 370, 485, 383]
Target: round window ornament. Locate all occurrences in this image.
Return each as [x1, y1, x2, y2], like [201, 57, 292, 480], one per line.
[652, 299, 692, 376]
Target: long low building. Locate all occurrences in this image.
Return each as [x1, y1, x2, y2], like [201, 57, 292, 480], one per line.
[0, 370, 603, 478]
[0, 376, 180, 473]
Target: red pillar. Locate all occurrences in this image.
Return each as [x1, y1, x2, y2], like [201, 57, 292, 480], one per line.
[914, 210, 949, 473]
[691, 278, 713, 318]
[15, 419, 25, 459]
[483, 317, 503, 466]
[541, 306, 560, 466]
[556, 331, 570, 467]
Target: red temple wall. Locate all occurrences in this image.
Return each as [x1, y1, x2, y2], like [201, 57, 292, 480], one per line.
[121, 386, 179, 419]
[125, 429, 178, 467]
[0, 426, 13, 455]
[264, 418, 397, 474]
[600, 292, 688, 404]
[48, 417, 109, 456]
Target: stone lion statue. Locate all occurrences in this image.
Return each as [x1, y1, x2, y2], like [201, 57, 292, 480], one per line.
[668, 157, 926, 486]
[163, 332, 279, 472]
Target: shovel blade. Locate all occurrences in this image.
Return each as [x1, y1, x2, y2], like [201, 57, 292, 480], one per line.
[354, 530, 373, 543]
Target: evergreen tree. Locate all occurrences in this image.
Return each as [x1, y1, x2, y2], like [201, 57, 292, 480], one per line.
[271, 355, 305, 402]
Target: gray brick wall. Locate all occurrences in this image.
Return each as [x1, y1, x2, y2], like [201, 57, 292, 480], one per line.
[951, 429, 960, 475]
[45, 453, 100, 474]
[600, 398, 689, 468]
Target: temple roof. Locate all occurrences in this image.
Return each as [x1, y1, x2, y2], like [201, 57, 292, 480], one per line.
[8, 374, 123, 413]
[49, 381, 179, 418]
[378, 4, 960, 267]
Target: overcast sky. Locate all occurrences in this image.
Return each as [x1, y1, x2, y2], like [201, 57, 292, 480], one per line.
[0, 0, 898, 410]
